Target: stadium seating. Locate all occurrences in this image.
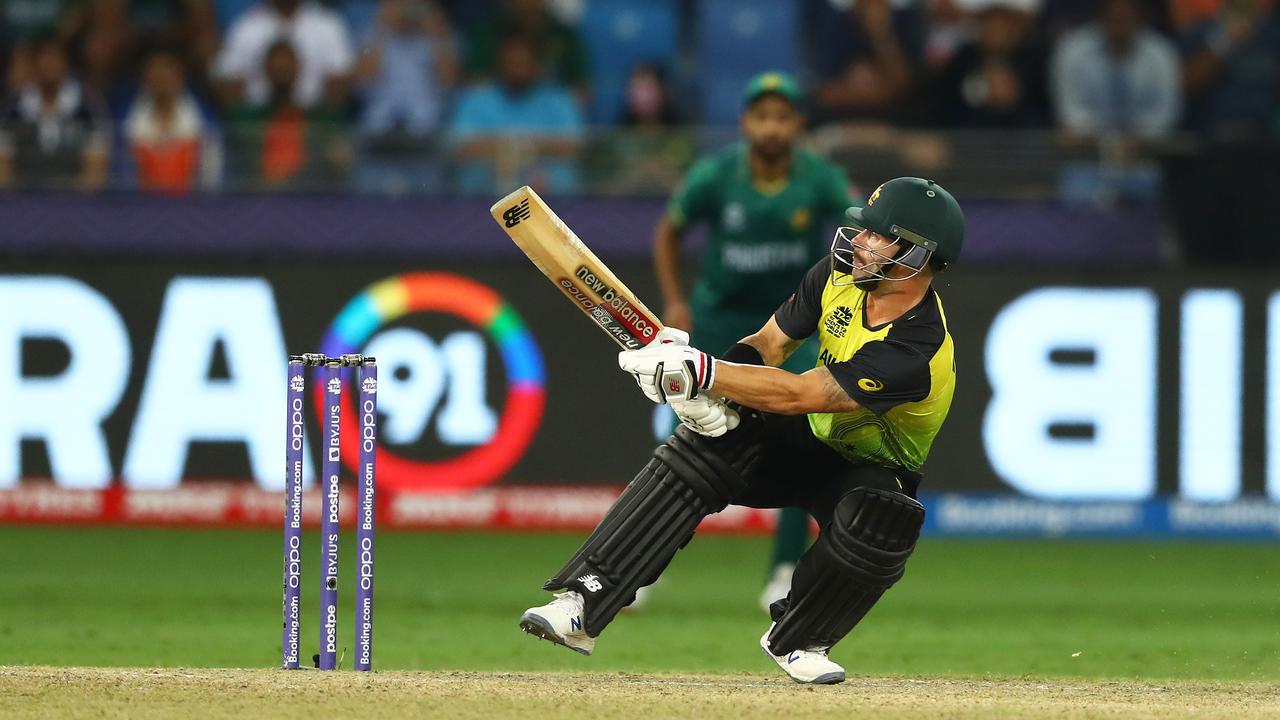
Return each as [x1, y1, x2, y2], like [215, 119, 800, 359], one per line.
[579, 0, 679, 125]
[696, 0, 799, 125]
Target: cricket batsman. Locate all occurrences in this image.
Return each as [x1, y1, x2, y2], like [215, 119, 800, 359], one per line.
[519, 176, 964, 685]
[652, 71, 857, 609]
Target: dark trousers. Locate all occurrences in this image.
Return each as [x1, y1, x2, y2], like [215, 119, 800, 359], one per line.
[733, 413, 921, 526]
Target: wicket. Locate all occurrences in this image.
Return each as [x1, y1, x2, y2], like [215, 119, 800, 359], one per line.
[282, 353, 378, 671]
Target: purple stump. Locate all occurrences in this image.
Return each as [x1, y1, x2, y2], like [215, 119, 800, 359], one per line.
[319, 358, 342, 670]
[281, 355, 306, 670]
[354, 358, 377, 671]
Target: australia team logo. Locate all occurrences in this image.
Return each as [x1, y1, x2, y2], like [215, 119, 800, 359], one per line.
[314, 272, 545, 493]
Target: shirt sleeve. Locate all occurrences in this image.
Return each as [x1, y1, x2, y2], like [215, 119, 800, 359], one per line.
[322, 15, 356, 74]
[214, 16, 258, 79]
[1050, 33, 1098, 133]
[1134, 37, 1182, 138]
[665, 157, 719, 228]
[772, 260, 829, 340]
[826, 340, 931, 415]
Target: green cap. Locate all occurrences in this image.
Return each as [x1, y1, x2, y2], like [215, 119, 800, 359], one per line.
[845, 177, 965, 266]
[742, 71, 803, 108]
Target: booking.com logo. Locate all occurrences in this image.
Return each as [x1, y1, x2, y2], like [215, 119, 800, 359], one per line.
[311, 272, 545, 493]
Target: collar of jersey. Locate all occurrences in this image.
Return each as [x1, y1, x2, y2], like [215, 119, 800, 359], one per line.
[859, 285, 936, 333]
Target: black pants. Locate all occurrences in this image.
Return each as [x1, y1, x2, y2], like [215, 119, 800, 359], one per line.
[733, 413, 921, 526]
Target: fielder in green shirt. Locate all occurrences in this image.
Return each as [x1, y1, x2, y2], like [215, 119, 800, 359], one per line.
[651, 71, 857, 610]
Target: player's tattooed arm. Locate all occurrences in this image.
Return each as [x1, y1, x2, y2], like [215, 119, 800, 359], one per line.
[710, 362, 862, 415]
[809, 366, 862, 413]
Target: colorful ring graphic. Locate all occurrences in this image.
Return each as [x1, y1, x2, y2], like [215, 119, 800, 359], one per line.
[315, 272, 545, 493]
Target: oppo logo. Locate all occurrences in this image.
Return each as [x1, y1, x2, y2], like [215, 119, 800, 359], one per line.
[290, 398, 305, 451]
[361, 399, 376, 453]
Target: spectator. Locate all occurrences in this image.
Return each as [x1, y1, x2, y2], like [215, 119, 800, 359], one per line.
[1179, 0, 1280, 136]
[590, 63, 692, 194]
[0, 38, 109, 190]
[67, 0, 135, 116]
[223, 39, 348, 190]
[131, 1, 221, 92]
[463, 0, 589, 99]
[214, 0, 354, 109]
[921, 0, 975, 72]
[3, 1, 79, 92]
[125, 48, 208, 194]
[356, 0, 458, 138]
[58, 1, 220, 114]
[811, 0, 920, 124]
[1051, 0, 1182, 139]
[622, 63, 678, 127]
[449, 33, 583, 194]
[1052, 0, 1181, 206]
[934, 0, 1051, 128]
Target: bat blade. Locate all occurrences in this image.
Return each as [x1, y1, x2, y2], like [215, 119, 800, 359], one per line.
[491, 186, 664, 350]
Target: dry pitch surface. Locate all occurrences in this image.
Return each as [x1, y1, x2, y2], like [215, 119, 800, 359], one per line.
[3, 667, 1278, 720]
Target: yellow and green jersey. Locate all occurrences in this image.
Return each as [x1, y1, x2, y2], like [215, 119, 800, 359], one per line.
[773, 261, 956, 471]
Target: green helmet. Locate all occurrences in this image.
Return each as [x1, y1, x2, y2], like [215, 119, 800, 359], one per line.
[840, 177, 965, 272]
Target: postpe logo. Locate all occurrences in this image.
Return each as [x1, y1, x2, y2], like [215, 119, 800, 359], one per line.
[313, 272, 545, 493]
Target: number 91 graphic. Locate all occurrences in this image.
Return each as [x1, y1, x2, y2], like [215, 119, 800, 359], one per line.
[314, 272, 545, 493]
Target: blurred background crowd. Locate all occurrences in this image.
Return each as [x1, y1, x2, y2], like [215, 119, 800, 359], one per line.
[0, 0, 1276, 214]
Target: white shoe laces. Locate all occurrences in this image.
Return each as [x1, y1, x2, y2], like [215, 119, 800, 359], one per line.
[552, 591, 583, 613]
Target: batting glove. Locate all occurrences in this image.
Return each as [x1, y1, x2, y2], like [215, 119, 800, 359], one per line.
[671, 396, 740, 437]
[651, 326, 689, 346]
[618, 343, 715, 403]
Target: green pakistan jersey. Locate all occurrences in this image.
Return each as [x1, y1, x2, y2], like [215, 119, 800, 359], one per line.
[666, 144, 853, 322]
[774, 260, 956, 472]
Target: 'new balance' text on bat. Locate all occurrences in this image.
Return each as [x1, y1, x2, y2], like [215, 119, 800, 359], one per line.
[491, 186, 663, 350]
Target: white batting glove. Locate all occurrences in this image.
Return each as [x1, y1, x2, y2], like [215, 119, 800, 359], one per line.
[671, 396, 740, 437]
[618, 343, 715, 403]
[651, 326, 689, 346]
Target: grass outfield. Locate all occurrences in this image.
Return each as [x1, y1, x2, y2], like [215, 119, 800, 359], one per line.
[1, 527, 1278, 681]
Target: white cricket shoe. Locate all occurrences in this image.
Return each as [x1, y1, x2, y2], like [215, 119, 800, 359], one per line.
[519, 591, 596, 656]
[760, 624, 845, 685]
[758, 563, 795, 612]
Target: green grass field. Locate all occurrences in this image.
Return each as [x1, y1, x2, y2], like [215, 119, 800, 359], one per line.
[2, 526, 1277, 681]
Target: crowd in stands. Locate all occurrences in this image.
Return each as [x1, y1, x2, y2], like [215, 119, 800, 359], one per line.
[0, 0, 1275, 196]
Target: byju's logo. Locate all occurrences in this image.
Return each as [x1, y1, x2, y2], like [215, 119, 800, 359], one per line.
[316, 273, 545, 493]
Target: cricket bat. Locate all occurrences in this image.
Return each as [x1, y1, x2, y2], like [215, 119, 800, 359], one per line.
[491, 186, 664, 350]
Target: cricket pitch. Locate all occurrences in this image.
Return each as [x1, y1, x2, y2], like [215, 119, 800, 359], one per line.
[3, 666, 1278, 720]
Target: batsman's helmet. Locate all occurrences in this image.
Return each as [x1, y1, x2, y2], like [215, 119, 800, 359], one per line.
[832, 177, 965, 283]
